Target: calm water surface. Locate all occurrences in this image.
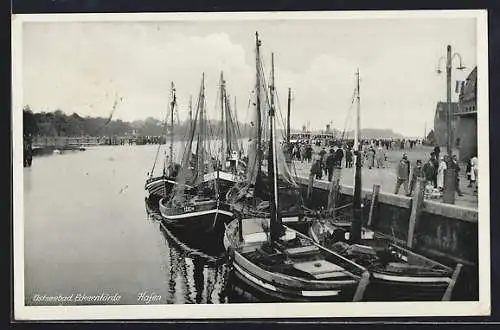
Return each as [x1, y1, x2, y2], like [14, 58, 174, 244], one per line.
[24, 144, 239, 305]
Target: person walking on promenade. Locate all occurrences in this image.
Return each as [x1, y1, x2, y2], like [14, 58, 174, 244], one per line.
[376, 143, 385, 168]
[366, 146, 375, 169]
[345, 147, 353, 168]
[430, 152, 439, 188]
[305, 144, 313, 162]
[310, 157, 323, 180]
[451, 155, 464, 196]
[394, 154, 410, 195]
[319, 147, 327, 176]
[433, 145, 441, 164]
[466, 158, 473, 187]
[471, 155, 478, 195]
[437, 154, 447, 191]
[300, 143, 306, 163]
[292, 144, 298, 161]
[407, 159, 424, 196]
[335, 143, 344, 169]
[325, 149, 336, 182]
[423, 157, 436, 186]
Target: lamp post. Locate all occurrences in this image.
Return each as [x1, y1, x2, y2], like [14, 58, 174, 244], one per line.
[436, 45, 466, 204]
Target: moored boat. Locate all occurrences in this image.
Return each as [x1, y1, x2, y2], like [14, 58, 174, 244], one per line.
[159, 73, 235, 242]
[145, 82, 180, 208]
[307, 69, 457, 301]
[223, 32, 370, 302]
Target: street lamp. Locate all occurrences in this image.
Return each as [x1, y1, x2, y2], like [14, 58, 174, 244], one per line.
[436, 45, 466, 204]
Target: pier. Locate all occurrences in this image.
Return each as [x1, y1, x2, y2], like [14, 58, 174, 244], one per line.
[296, 171, 478, 300]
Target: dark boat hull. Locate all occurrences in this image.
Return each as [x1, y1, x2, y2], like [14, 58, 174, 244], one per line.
[308, 222, 453, 301]
[229, 263, 358, 302]
[223, 218, 367, 303]
[159, 197, 234, 235]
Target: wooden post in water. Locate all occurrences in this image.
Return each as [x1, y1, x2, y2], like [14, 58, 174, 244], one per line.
[441, 263, 463, 301]
[367, 184, 380, 228]
[307, 174, 314, 202]
[352, 271, 370, 302]
[407, 177, 426, 248]
[327, 168, 341, 212]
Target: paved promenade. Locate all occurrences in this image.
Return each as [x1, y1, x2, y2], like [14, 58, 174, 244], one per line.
[290, 145, 478, 209]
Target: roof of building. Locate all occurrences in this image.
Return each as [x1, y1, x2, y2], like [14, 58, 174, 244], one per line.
[435, 101, 460, 115]
[460, 66, 477, 102]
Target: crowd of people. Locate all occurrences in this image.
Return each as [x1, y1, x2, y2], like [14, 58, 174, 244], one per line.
[394, 147, 479, 198]
[296, 139, 478, 200]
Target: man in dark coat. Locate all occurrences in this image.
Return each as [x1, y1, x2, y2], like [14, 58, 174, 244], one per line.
[408, 160, 424, 196]
[325, 149, 336, 181]
[451, 155, 464, 196]
[394, 154, 410, 195]
[345, 147, 353, 168]
[335, 145, 344, 169]
[310, 158, 323, 180]
[430, 152, 439, 188]
[423, 157, 436, 185]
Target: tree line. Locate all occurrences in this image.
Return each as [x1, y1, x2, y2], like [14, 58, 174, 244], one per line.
[23, 106, 254, 139]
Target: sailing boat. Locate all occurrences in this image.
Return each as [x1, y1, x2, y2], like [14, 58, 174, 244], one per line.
[201, 72, 245, 200]
[223, 33, 369, 302]
[307, 70, 457, 301]
[145, 82, 181, 209]
[159, 73, 233, 241]
[225, 33, 306, 227]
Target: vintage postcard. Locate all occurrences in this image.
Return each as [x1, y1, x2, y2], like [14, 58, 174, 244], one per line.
[12, 10, 490, 320]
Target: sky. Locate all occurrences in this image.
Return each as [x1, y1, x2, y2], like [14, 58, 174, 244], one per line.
[21, 13, 478, 137]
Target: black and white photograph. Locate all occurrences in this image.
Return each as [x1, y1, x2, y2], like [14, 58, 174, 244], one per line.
[12, 10, 490, 320]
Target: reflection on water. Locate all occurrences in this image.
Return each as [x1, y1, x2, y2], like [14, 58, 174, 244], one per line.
[23, 144, 245, 305]
[159, 219, 231, 304]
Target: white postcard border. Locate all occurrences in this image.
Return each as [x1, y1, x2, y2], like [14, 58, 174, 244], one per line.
[12, 9, 491, 320]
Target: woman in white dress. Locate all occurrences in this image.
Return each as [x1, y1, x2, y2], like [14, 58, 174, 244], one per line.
[471, 155, 478, 194]
[437, 155, 447, 191]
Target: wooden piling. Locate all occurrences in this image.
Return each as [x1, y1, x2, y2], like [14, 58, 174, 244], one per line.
[367, 184, 380, 228]
[352, 271, 371, 302]
[307, 174, 314, 201]
[407, 177, 426, 248]
[442, 263, 463, 301]
[327, 170, 341, 211]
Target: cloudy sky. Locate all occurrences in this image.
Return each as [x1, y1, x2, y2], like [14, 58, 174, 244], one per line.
[21, 13, 478, 137]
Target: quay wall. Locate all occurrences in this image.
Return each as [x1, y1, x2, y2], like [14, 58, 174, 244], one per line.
[295, 175, 479, 300]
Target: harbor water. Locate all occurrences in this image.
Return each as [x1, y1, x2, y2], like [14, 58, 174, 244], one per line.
[23, 144, 244, 305]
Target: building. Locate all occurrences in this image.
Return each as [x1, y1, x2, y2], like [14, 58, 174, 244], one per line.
[455, 66, 478, 161]
[433, 101, 459, 150]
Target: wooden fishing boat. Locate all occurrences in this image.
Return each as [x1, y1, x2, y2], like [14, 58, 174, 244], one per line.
[145, 82, 180, 208]
[225, 33, 309, 231]
[223, 33, 370, 302]
[307, 70, 457, 301]
[201, 72, 246, 201]
[159, 74, 234, 238]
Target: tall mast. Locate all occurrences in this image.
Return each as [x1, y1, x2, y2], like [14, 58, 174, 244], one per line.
[255, 32, 263, 172]
[196, 73, 206, 182]
[287, 88, 291, 145]
[220, 71, 226, 166]
[169, 82, 176, 170]
[269, 52, 283, 243]
[350, 68, 362, 244]
[189, 95, 193, 129]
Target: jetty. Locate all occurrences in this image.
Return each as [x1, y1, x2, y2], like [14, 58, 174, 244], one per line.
[297, 171, 478, 300]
